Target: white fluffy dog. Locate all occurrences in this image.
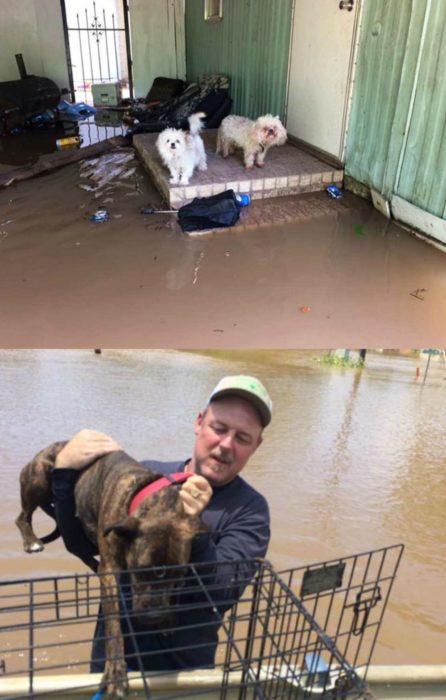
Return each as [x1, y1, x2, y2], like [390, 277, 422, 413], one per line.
[156, 112, 207, 185]
[216, 114, 287, 169]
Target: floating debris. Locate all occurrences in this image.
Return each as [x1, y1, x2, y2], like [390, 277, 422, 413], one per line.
[121, 167, 136, 179]
[90, 210, 110, 223]
[410, 288, 427, 301]
[192, 252, 205, 285]
[140, 206, 176, 215]
[79, 151, 137, 198]
[326, 185, 343, 199]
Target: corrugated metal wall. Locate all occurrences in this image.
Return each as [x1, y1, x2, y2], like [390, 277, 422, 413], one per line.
[185, 0, 293, 119]
[345, 0, 446, 219]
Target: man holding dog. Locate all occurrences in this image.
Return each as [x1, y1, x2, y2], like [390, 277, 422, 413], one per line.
[52, 375, 272, 671]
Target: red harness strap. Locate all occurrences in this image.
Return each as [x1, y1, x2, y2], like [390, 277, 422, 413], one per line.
[128, 472, 193, 515]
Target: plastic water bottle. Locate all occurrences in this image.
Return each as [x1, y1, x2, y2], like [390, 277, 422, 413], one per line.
[235, 193, 251, 207]
[326, 185, 343, 199]
[55, 136, 81, 150]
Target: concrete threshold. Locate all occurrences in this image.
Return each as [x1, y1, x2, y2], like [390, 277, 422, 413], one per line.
[133, 128, 343, 210]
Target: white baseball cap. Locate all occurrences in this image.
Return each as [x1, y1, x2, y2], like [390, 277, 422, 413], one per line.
[208, 375, 272, 427]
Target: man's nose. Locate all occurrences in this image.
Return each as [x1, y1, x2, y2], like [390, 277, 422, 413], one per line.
[219, 434, 235, 450]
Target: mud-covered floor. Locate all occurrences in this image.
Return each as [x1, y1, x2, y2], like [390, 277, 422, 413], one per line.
[0, 141, 445, 348]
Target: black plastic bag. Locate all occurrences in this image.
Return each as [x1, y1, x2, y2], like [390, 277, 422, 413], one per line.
[178, 190, 242, 232]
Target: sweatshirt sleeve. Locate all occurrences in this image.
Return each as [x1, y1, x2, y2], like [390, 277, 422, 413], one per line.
[189, 491, 270, 612]
[52, 468, 99, 570]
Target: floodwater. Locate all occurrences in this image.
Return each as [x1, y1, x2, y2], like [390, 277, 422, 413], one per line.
[1, 137, 446, 348]
[0, 114, 124, 167]
[1, 349, 445, 666]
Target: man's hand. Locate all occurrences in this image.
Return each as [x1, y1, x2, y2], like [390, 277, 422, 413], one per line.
[55, 429, 121, 470]
[180, 475, 212, 517]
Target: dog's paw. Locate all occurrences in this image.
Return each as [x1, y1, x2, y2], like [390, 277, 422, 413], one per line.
[25, 541, 44, 553]
[102, 660, 129, 699]
[103, 684, 128, 700]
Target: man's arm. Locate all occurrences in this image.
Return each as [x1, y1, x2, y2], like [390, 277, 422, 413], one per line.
[52, 468, 99, 570]
[142, 460, 270, 608]
[52, 429, 121, 570]
[188, 492, 271, 612]
[52, 433, 213, 569]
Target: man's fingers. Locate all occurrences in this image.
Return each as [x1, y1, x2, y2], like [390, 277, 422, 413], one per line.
[55, 429, 121, 469]
[180, 475, 212, 516]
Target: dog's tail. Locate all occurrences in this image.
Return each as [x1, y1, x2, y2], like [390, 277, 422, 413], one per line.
[41, 526, 60, 544]
[188, 112, 206, 135]
[39, 503, 60, 543]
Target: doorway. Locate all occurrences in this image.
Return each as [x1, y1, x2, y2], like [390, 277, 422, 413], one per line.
[60, 0, 133, 104]
[286, 0, 362, 163]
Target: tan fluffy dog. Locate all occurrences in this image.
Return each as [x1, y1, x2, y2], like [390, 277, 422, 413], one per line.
[216, 113, 287, 169]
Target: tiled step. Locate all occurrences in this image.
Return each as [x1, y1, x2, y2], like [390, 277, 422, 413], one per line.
[133, 129, 343, 208]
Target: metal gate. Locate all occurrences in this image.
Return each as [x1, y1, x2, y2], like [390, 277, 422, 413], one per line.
[60, 0, 133, 104]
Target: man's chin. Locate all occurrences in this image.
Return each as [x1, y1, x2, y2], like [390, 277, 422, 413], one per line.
[201, 463, 228, 486]
[203, 469, 223, 485]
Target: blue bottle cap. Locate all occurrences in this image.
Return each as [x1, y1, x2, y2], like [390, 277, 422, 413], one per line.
[236, 193, 251, 207]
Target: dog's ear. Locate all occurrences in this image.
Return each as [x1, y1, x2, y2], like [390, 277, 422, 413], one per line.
[103, 516, 140, 539]
[194, 519, 209, 536]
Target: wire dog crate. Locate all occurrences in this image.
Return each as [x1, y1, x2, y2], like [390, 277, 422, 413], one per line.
[0, 544, 404, 700]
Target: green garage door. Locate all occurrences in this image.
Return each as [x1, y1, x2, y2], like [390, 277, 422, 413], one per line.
[346, 0, 446, 220]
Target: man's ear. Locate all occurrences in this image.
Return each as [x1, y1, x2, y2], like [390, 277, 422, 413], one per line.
[103, 516, 139, 539]
[194, 411, 205, 436]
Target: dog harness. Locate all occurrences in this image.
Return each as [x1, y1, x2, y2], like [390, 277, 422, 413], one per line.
[128, 472, 193, 515]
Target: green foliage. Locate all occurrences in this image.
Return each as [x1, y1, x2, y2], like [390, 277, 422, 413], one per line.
[315, 353, 365, 369]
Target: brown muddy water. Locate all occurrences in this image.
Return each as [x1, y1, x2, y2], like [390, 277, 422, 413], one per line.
[1, 141, 446, 348]
[0, 349, 445, 666]
[0, 115, 124, 167]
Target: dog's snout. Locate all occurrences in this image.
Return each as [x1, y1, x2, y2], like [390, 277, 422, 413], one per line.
[134, 606, 169, 625]
[170, 142, 176, 149]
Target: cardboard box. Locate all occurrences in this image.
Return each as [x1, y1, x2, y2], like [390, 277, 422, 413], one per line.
[91, 82, 121, 107]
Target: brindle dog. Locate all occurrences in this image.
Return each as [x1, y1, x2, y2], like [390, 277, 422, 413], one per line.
[16, 441, 207, 699]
